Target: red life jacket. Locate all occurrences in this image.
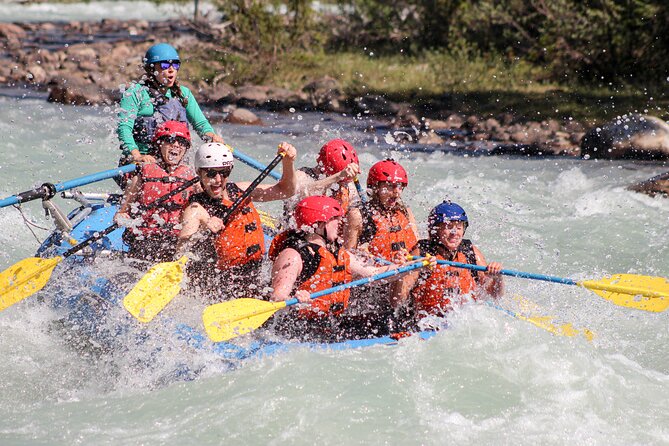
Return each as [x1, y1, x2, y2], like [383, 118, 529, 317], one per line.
[359, 205, 417, 260]
[272, 232, 352, 319]
[137, 163, 195, 236]
[190, 183, 265, 270]
[410, 239, 480, 315]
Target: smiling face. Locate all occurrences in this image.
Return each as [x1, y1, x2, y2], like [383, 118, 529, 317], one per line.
[157, 137, 188, 169]
[434, 220, 466, 252]
[374, 181, 404, 209]
[199, 167, 232, 199]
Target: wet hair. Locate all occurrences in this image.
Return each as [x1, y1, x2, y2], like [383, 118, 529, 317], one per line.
[143, 64, 189, 108]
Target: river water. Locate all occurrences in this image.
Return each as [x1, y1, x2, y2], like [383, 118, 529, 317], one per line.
[1, 6, 669, 446]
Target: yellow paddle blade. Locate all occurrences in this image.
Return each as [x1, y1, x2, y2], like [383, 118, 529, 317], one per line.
[518, 315, 594, 341]
[579, 274, 669, 313]
[123, 256, 188, 323]
[510, 295, 594, 341]
[0, 256, 62, 311]
[203, 298, 287, 342]
[258, 210, 278, 230]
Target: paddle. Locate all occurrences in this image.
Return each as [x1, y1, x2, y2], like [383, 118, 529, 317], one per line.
[371, 255, 591, 338]
[0, 164, 138, 209]
[411, 257, 669, 313]
[202, 259, 432, 342]
[354, 178, 367, 203]
[0, 176, 200, 313]
[123, 152, 286, 323]
[230, 146, 281, 181]
[486, 300, 594, 341]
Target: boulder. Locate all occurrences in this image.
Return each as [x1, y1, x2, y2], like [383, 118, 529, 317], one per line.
[353, 95, 400, 116]
[418, 130, 445, 145]
[581, 114, 669, 160]
[627, 171, 669, 198]
[25, 64, 48, 84]
[211, 82, 236, 103]
[235, 85, 270, 106]
[224, 108, 263, 126]
[0, 23, 26, 39]
[303, 76, 342, 111]
[265, 87, 308, 110]
[47, 76, 117, 106]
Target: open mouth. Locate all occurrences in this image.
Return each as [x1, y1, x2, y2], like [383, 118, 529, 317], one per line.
[166, 149, 181, 162]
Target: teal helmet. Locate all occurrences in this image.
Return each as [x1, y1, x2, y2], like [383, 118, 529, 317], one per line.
[144, 43, 180, 65]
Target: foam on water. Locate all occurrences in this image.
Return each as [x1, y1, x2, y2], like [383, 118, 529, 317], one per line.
[0, 94, 668, 444]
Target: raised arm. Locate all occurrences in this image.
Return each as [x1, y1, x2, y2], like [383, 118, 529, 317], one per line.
[247, 142, 297, 202]
[302, 163, 360, 197]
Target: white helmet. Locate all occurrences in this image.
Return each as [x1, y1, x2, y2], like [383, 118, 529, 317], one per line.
[194, 143, 234, 169]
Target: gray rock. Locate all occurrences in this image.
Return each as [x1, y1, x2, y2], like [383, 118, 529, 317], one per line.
[224, 108, 262, 126]
[353, 94, 400, 116]
[581, 114, 669, 160]
[25, 64, 48, 84]
[0, 23, 26, 39]
[627, 171, 669, 198]
[47, 76, 117, 106]
[303, 76, 342, 111]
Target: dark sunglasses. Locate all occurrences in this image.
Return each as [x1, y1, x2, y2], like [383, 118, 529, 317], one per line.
[203, 167, 232, 179]
[159, 61, 181, 71]
[156, 136, 190, 147]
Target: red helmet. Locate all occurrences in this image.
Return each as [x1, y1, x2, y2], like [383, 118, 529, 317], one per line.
[295, 195, 344, 228]
[317, 139, 359, 176]
[153, 120, 191, 143]
[367, 159, 408, 188]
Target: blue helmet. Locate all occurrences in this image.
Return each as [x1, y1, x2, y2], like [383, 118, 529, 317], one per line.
[144, 43, 180, 65]
[428, 201, 469, 230]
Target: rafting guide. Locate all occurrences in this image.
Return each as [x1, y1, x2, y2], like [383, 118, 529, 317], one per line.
[116, 43, 224, 187]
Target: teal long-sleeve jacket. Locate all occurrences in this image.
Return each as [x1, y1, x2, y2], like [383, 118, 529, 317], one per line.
[117, 82, 215, 155]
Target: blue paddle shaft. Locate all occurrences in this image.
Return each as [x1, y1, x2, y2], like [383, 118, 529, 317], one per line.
[284, 261, 427, 307]
[232, 149, 281, 181]
[435, 259, 577, 286]
[354, 179, 367, 203]
[0, 164, 138, 208]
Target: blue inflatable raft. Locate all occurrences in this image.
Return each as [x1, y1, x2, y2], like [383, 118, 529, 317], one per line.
[33, 190, 438, 364]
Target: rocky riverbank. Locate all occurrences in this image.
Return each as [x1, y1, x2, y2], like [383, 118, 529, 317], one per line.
[0, 18, 667, 196]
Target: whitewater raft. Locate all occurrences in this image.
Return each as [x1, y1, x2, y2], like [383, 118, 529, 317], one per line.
[34, 190, 437, 363]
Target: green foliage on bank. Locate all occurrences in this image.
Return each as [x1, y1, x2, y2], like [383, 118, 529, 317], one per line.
[199, 0, 669, 121]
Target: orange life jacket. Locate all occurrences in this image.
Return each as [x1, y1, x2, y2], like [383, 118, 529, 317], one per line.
[411, 239, 480, 315]
[137, 163, 195, 236]
[359, 205, 417, 260]
[272, 232, 352, 319]
[189, 183, 265, 270]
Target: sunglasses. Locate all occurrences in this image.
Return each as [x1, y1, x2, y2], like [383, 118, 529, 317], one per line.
[159, 61, 181, 71]
[203, 167, 232, 179]
[157, 136, 190, 147]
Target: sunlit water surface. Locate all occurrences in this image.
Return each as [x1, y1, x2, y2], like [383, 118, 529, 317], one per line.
[0, 91, 667, 445]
